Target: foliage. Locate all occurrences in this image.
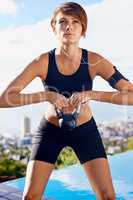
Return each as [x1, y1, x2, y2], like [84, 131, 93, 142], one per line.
[55, 146, 79, 169]
[126, 136, 133, 150]
[0, 156, 26, 178]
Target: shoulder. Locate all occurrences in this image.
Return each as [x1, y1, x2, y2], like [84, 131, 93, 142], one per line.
[85, 50, 104, 79]
[34, 51, 50, 81]
[87, 50, 115, 78]
[87, 50, 105, 68]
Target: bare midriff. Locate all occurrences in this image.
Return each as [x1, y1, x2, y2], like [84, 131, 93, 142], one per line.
[44, 102, 93, 127]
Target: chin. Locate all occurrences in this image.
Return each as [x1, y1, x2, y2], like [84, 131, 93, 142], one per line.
[62, 38, 77, 45]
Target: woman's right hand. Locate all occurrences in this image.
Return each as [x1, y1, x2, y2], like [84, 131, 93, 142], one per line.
[45, 91, 69, 110]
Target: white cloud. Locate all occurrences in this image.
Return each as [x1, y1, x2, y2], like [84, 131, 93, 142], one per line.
[0, 0, 17, 15]
[85, 0, 133, 58]
[0, 19, 57, 94]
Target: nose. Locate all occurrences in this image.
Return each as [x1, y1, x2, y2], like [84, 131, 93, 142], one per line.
[65, 22, 72, 31]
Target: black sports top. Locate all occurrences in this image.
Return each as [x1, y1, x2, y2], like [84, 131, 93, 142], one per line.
[42, 48, 93, 98]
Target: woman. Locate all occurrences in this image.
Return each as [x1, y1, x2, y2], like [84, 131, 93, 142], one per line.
[1, 2, 133, 200]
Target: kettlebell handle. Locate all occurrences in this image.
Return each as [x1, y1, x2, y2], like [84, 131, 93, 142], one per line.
[55, 104, 81, 119]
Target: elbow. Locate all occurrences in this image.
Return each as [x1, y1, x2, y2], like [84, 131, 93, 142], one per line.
[0, 93, 10, 108]
[0, 94, 8, 108]
[121, 91, 133, 105]
[0, 92, 16, 108]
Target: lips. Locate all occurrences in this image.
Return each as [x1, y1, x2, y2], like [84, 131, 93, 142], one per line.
[63, 33, 73, 37]
[64, 33, 72, 35]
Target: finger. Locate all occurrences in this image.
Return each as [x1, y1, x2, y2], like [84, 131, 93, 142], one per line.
[70, 94, 78, 105]
[63, 96, 69, 106]
[54, 103, 61, 112]
[63, 100, 69, 107]
[70, 98, 75, 106]
[59, 97, 68, 107]
[68, 95, 73, 104]
[68, 97, 72, 105]
[56, 99, 64, 110]
[69, 92, 76, 100]
[72, 98, 79, 107]
[73, 94, 80, 104]
[61, 101, 66, 107]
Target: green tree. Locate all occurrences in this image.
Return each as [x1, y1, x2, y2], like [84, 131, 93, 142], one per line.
[127, 136, 133, 150]
[55, 147, 79, 169]
[0, 158, 26, 178]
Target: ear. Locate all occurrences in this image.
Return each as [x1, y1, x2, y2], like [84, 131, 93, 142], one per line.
[53, 29, 57, 36]
[52, 25, 57, 35]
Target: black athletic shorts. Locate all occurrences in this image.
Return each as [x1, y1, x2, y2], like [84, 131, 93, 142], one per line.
[30, 116, 107, 165]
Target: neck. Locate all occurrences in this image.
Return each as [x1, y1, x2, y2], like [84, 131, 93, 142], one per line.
[56, 44, 80, 60]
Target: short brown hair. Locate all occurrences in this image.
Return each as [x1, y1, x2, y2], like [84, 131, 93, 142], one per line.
[50, 2, 88, 37]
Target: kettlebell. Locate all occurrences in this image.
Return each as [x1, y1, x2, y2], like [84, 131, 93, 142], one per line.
[55, 105, 80, 131]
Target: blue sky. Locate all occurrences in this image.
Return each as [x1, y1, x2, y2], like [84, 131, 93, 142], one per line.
[0, 0, 133, 136]
[0, 0, 103, 29]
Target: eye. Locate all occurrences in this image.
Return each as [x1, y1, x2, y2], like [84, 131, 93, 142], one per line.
[59, 20, 66, 24]
[73, 20, 80, 23]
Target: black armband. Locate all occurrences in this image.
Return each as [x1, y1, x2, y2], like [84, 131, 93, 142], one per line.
[107, 66, 129, 88]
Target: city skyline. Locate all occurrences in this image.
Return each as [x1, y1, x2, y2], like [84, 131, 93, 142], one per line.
[0, 0, 133, 136]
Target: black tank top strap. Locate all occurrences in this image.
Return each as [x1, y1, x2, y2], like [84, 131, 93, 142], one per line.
[81, 48, 88, 66]
[79, 48, 89, 77]
[47, 48, 56, 75]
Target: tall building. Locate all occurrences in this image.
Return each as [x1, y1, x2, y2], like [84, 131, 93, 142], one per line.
[21, 116, 31, 139]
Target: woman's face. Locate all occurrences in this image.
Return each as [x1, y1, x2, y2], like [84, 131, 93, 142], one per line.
[53, 12, 83, 45]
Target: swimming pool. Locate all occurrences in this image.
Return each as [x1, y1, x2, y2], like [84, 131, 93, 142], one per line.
[2, 150, 133, 200]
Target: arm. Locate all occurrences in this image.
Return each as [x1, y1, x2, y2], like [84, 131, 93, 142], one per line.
[89, 90, 133, 105]
[0, 54, 48, 108]
[89, 53, 133, 105]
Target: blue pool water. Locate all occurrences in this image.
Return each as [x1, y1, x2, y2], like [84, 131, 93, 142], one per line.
[5, 151, 133, 200]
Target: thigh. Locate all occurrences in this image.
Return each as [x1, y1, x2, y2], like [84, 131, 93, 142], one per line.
[70, 117, 107, 164]
[30, 135, 64, 165]
[30, 117, 65, 164]
[23, 160, 55, 197]
[83, 158, 115, 196]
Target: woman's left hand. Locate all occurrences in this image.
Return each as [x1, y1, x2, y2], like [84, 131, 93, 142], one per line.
[68, 91, 92, 107]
